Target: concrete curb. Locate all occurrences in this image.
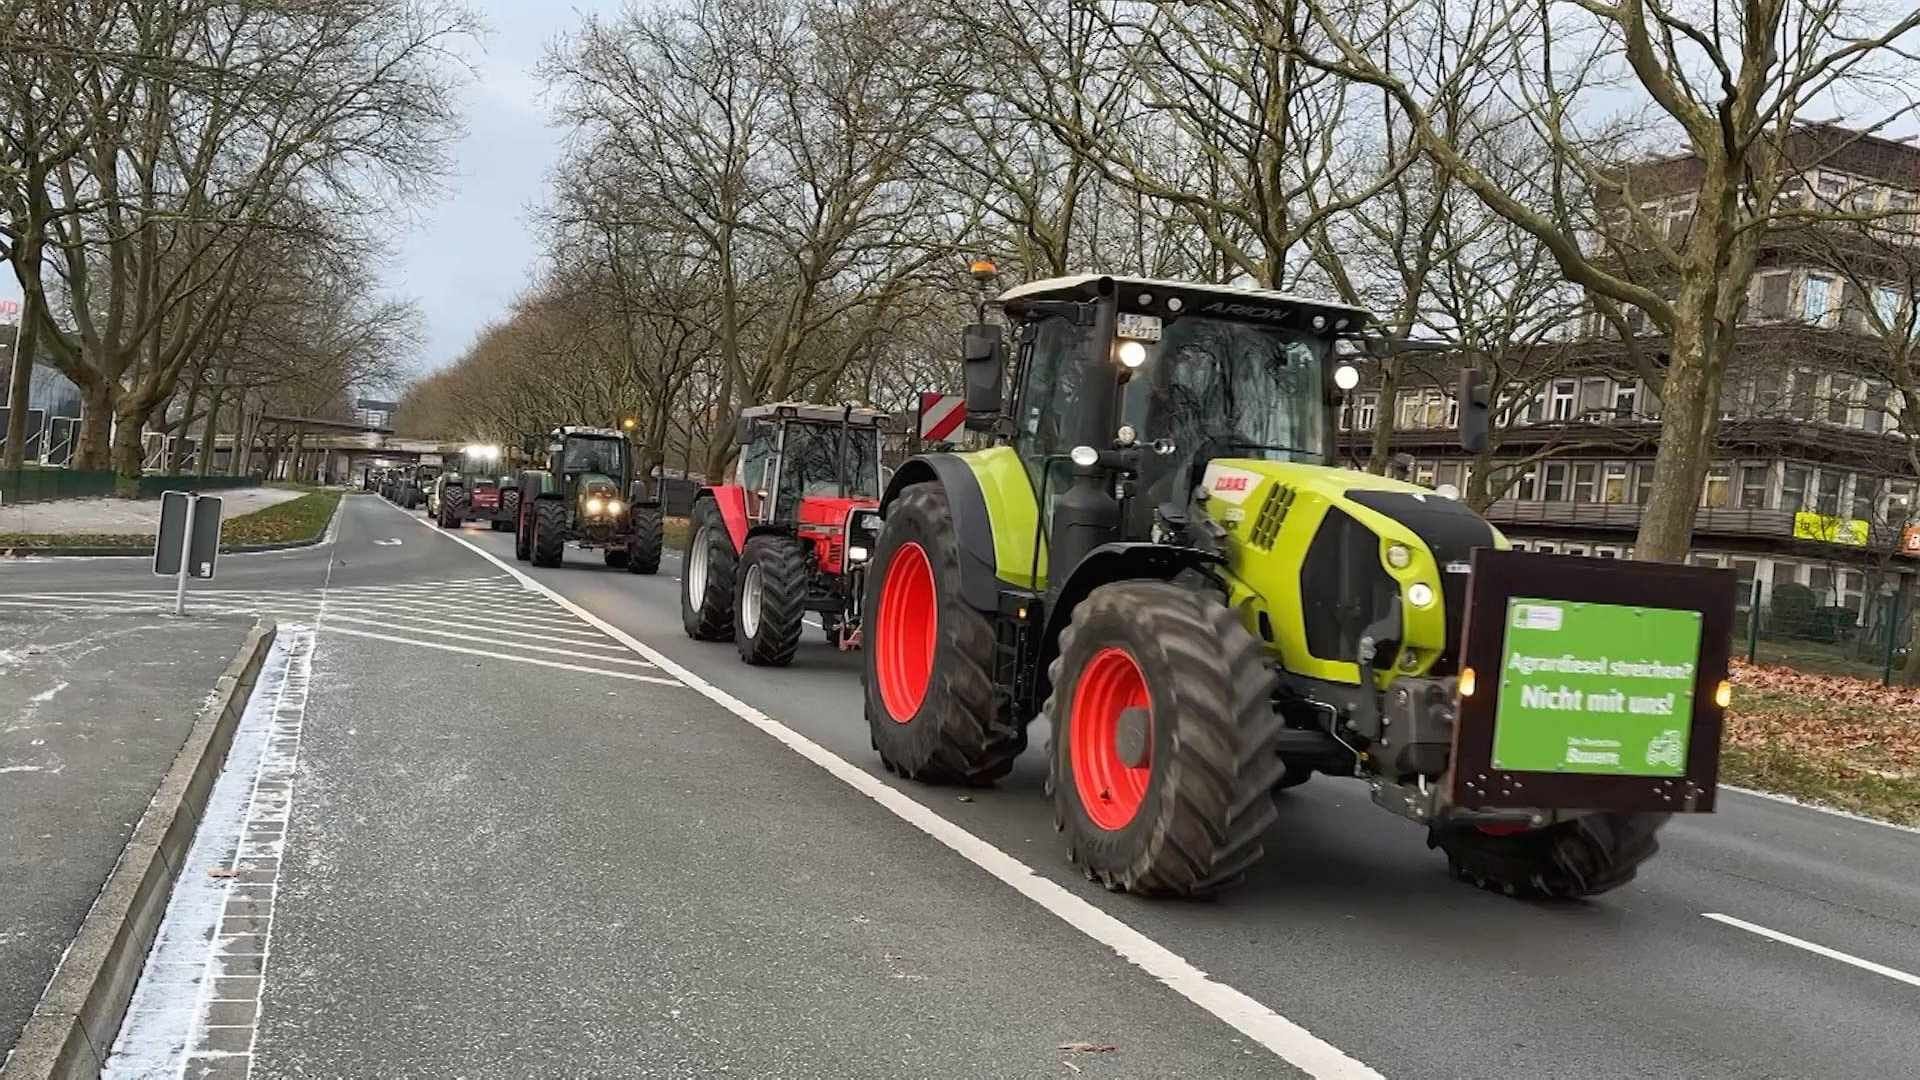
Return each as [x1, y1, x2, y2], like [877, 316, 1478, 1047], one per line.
[0, 537, 326, 557]
[0, 621, 279, 1080]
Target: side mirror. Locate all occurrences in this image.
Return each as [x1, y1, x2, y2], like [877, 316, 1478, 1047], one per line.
[735, 417, 754, 446]
[1458, 367, 1490, 453]
[961, 323, 1004, 431]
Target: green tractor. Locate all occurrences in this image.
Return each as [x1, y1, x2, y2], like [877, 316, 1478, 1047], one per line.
[862, 274, 1733, 900]
[514, 425, 664, 573]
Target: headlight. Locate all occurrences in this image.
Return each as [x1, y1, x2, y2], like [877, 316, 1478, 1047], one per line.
[1407, 582, 1435, 608]
[1385, 543, 1413, 570]
[586, 497, 605, 514]
[607, 499, 624, 515]
[848, 545, 870, 563]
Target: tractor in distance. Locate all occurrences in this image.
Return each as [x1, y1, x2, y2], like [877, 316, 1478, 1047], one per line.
[378, 466, 403, 502]
[432, 444, 504, 529]
[680, 403, 891, 667]
[491, 472, 522, 533]
[514, 425, 663, 573]
[861, 272, 1734, 901]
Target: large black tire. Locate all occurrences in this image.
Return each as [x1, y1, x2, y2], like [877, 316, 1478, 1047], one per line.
[734, 534, 809, 666]
[1428, 812, 1668, 899]
[500, 489, 522, 536]
[604, 548, 630, 569]
[1045, 580, 1283, 897]
[680, 498, 737, 640]
[626, 508, 662, 575]
[437, 487, 467, 528]
[532, 499, 566, 568]
[513, 493, 532, 561]
[863, 483, 1023, 785]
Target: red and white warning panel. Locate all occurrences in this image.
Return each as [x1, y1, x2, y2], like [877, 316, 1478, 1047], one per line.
[918, 392, 966, 443]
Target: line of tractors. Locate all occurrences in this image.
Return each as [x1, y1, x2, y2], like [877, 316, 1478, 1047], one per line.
[379, 271, 1737, 905]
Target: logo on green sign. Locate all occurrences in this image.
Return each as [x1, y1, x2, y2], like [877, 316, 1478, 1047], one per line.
[1492, 598, 1701, 776]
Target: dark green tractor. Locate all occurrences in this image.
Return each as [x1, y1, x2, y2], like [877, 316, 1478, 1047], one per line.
[514, 426, 663, 573]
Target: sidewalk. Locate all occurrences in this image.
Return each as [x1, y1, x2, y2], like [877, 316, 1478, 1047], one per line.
[0, 488, 303, 537]
[0, 607, 260, 1058]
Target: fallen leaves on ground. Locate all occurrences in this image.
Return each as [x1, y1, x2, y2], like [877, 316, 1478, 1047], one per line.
[1725, 658, 1920, 824]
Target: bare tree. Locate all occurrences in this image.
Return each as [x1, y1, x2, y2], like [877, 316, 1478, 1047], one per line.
[1297, 0, 1920, 560]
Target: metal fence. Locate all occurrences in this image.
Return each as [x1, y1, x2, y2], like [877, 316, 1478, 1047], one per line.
[1735, 580, 1920, 686]
[0, 468, 259, 506]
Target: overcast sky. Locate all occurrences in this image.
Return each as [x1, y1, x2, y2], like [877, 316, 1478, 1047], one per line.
[389, 0, 620, 381]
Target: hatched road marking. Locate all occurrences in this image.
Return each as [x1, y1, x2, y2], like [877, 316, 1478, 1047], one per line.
[409, 500, 1387, 1079]
[0, 574, 662, 684]
[1703, 913, 1920, 989]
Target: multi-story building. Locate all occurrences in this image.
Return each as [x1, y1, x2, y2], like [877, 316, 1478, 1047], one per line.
[1339, 123, 1920, 636]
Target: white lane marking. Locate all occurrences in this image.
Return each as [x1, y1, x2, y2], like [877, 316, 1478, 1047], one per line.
[1703, 913, 1920, 988]
[324, 626, 682, 685]
[372, 538, 403, 546]
[1717, 784, 1920, 837]
[315, 604, 621, 646]
[322, 614, 654, 665]
[324, 593, 589, 628]
[420, 521, 1383, 1078]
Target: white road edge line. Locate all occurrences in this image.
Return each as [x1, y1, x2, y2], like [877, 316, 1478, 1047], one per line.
[325, 626, 681, 685]
[1702, 913, 1920, 988]
[416, 513, 1384, 1079]
[1717, 784, 1920, 837]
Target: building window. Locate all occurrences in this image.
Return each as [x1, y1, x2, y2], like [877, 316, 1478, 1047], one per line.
[1594, 546, 1620, 559]
[1782, 464, 1810, 512]
[1809, 565, 1833, 602]
[1572, 463, 1599, 503]
[1864, 382, 1888, 434]
[1579, 378, 1611, 417]
[1789, 369, 1816, 419]
[1614, 382, 1638, 418]
[1542, 462, 1569, 502]
[1536, 541, 1560, 555]
[1754, 272, 1792, 320]
[1886, 479, 1915, 526]
[1434, 461, 1462, 494]
[1702, 466, 1732, 508]
[1739, 464, 1771, 509]
[1828, 375, 1855, 426]
[1634, 462, 1656, 505]
[1549, 380, 1577, 421]
[1730, 559, 1759, 605]
[1601, 463, 1630, 504]
[1354, 393, 1376, 432]
[1815, 470, 1852, 518]
[1803, 275, 1834, 324]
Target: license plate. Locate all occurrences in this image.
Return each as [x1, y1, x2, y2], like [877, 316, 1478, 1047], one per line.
[1116, 313, 1162, 341]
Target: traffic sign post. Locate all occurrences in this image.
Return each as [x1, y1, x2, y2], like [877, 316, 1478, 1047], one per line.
[154, 491, 223, 615]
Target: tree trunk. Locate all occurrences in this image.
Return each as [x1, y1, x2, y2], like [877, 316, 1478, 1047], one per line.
[169, 372, 203, 471]
[110, 406, 147, 494]
[3, 315, 35, 470]
[1366, 356, 1402, 475]
[75, 381, 114, 471]
[1633, 306, 1722, 562]
[289, 430, 305, 484]
[198, 388, 223, 477]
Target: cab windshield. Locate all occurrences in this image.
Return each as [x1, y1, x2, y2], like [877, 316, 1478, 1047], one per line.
[564, 436, 626, 477]
[1117, 317, 1327, 517]
[778, 422, 880, 503]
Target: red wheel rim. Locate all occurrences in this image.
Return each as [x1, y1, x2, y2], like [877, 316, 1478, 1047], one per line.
[1070, 647, 1152, 831]
[874, 542, 936, 722]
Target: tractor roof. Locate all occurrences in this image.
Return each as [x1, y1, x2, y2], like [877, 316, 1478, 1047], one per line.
[740, 402, 892, 426]
[551, 425, 624, 439]
[997, 275, 1373, 333]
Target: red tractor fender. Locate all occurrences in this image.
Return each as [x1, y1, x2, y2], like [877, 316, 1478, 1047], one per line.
[695, 485, 749, 552]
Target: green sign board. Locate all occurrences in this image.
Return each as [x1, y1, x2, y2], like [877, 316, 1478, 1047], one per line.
[1492, 598, 1702, 776]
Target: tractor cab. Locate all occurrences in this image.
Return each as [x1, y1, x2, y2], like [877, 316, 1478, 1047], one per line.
[734, 403, 888, 526]
[542, 427, 634, 524]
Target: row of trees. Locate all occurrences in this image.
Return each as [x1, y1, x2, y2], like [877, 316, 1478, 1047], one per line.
[400, 0, 1920, 562]
[0, 0, 467, 484]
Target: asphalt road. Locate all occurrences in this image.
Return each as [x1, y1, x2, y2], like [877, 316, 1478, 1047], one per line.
[7, 493, 1917, 1078]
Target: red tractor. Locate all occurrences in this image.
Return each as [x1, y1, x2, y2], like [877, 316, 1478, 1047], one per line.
[680, 403, 890, 666]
